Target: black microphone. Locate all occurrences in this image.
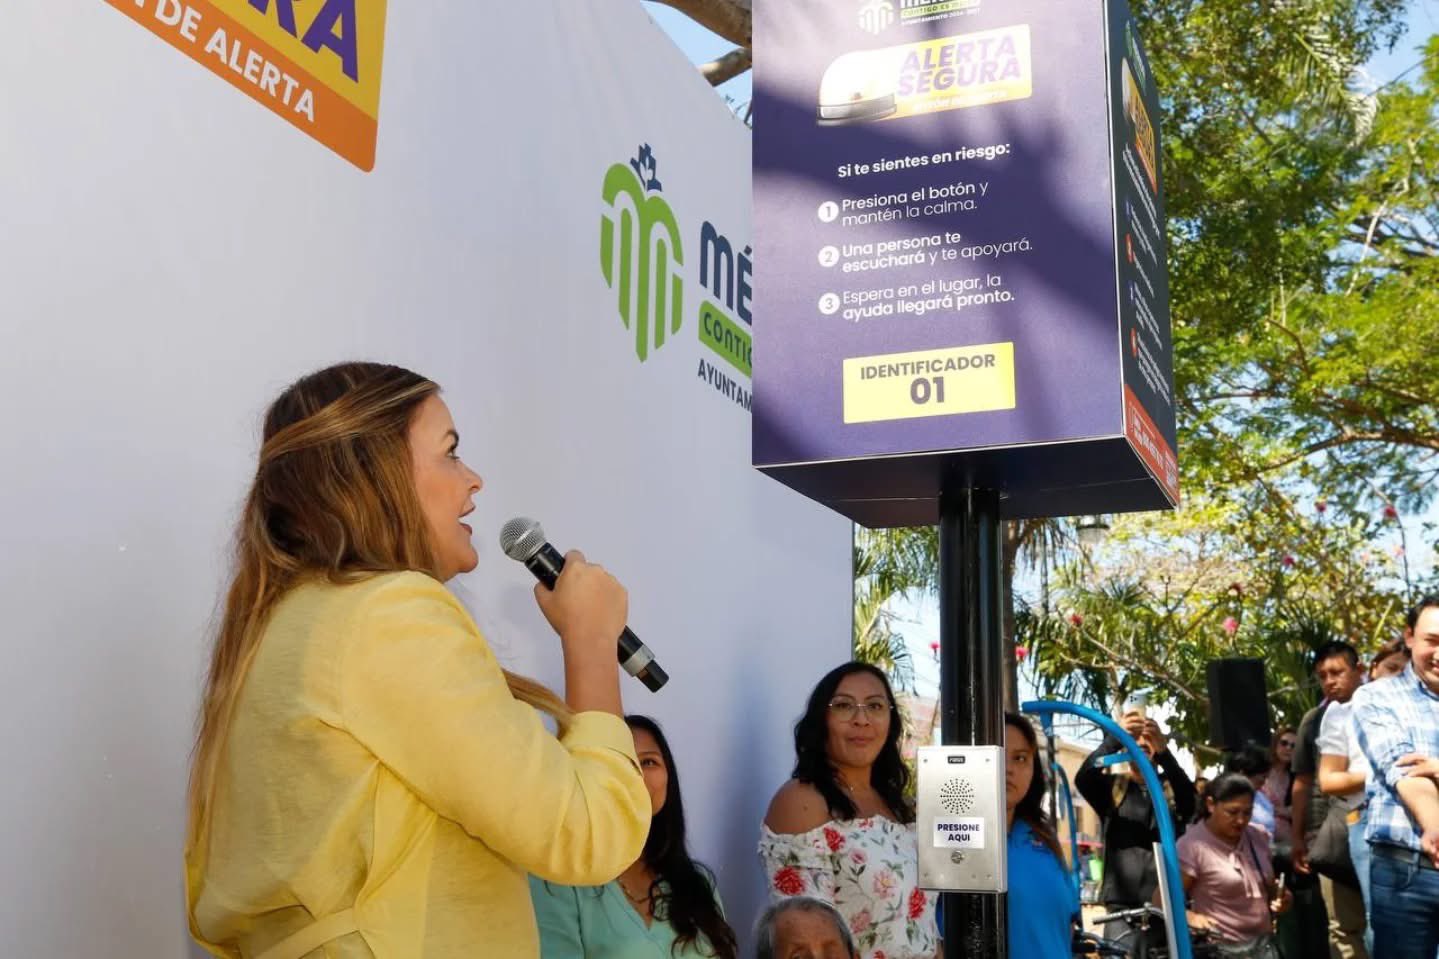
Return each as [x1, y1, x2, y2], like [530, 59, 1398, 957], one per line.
[498, 517, 668, 692]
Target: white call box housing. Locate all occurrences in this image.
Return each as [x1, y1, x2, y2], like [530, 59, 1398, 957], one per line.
[916, 745, 1008, 892]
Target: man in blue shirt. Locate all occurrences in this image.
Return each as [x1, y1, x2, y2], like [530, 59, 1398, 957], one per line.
[1353, 595, 1439, 959]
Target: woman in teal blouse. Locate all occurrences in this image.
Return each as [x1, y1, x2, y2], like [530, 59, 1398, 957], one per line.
[530, 715, 737, 958]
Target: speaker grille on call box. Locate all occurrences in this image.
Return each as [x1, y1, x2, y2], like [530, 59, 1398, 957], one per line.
[940, 777, 976, 815]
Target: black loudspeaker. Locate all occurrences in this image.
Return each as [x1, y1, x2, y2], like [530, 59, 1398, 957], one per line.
[1206, 658, 1272, 750]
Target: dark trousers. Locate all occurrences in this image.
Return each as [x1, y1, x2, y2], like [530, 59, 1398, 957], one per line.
[1369, 845, 1439, 959]
[1277, 866, 1328, 959]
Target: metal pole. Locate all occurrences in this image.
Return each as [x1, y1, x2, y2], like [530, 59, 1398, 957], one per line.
[1047, 721, 1060, 831]
[938, 483, 1006, 957]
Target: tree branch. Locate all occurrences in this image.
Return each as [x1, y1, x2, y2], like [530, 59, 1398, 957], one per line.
[1075, 631, 1209, 706]
[650, 0, 752, 47]
[1197, 390, 1279, 402]
[1237, 430, 1390, 477]
[1343, 229, 1435, 263]
[1357, 373, 1438, 410]
[1263, 306, 1314, 377]
[700, 46, 752, 86]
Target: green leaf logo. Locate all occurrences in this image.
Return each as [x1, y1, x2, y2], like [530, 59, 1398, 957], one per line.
[600, 145, 685, 362]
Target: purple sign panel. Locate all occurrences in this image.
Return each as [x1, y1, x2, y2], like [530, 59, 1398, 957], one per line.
[752, 0, 1178, 526]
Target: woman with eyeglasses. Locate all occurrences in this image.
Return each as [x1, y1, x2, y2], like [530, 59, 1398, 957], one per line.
[1261, 728, 1297, 846]
[758, 663, 938, 959]
[1175, 774, 1292, 958]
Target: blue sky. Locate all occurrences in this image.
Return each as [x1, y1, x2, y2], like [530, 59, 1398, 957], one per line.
[1367, 0, 1439, 85]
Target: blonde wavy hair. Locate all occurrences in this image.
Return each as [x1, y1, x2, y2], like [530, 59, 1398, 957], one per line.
[186, 362, 570, 851]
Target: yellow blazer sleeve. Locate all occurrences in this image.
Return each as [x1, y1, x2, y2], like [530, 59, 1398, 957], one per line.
[338, 572, 649, 885]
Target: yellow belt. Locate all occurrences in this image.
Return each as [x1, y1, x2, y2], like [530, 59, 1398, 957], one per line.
[1346, 808, 1363, 826]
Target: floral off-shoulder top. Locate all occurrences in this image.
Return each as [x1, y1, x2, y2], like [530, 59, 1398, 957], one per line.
[758, 816, 938, 959]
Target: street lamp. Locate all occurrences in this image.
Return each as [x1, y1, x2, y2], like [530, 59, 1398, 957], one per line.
[1076, 514, 1110, 549]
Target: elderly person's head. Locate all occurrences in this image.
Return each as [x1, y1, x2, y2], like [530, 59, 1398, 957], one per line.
[755, 897, 858, 959]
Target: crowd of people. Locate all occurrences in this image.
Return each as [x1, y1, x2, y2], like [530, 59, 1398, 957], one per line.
[179, 363, 1439, 959]
[1072, 626, 1439, 959]
[526, 658, 1084, 958]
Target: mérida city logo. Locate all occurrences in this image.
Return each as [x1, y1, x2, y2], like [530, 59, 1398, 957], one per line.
[600, 145, 754, 412]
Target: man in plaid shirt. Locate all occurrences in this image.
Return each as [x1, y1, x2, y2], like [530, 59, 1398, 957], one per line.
[1353, 595, 1439, 959]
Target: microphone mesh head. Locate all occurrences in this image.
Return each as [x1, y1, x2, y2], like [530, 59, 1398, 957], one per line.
[499, 517, 546, 561]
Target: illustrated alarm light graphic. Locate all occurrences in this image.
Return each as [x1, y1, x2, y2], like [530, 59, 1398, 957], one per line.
[817, 48, 902, 125]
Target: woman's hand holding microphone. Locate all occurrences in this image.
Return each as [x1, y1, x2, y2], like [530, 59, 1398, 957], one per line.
[533, 550, 629, 716]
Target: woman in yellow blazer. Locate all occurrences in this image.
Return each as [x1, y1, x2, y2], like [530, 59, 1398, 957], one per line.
[184, 362, 651, 958]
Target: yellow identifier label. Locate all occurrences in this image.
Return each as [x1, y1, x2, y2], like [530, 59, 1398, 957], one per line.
[843, 342, 1015, 424]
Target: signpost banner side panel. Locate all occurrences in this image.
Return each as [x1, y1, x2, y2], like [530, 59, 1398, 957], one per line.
[1107, 0, 1179, 502]
[754, 0, 1124, 467]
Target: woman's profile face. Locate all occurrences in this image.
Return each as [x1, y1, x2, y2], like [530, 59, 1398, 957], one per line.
[824, 671, 891, 772]
[408, 396, 483, 581]
[1004, 724, 1034, 816]
[632, 727, 669, 816]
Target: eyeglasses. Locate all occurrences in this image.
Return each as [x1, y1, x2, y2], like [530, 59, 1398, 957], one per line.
[1279, 739, 1296, 747]
[828, 698, 893, 722]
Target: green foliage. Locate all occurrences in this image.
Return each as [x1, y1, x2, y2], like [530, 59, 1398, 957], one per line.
[1020, 497, 1410, 756]
[851, 527, 935, 691]
[849, 5, 1439, 734]
[1010, 3, 1439, 746]
[852, 595, 916, 693]
[1140, 1, 1437, 509]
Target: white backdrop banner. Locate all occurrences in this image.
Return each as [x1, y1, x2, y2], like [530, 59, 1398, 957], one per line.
[0, 2, 851, 954]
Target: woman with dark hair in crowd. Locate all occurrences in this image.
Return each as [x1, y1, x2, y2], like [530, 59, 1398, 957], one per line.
[532, 715, 738, 958]
[1004, 713, 1080, 958]
[1369, 635, 1412, 681]
[1174, 774, 1291, 958]
[758, 662, 938, 959]
[1261, 727, 1296, 846]
[1192, 778, 1211, 825]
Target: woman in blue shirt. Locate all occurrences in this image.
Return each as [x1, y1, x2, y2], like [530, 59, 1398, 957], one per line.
[531, 715, 737, 958]
[1005, 712, 1080, 958]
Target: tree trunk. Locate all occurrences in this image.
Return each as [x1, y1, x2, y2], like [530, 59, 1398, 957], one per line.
[650, 0, 752, 48]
